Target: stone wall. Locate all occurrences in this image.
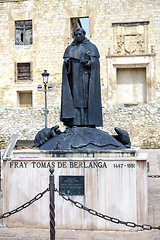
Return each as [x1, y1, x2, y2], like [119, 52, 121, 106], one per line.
[0, 0, 160, 148]
[0, 0, 160, 108]
[0, 103, 160, 149]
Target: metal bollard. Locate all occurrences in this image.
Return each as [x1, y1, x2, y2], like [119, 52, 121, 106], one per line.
[49, 167, 55, 240]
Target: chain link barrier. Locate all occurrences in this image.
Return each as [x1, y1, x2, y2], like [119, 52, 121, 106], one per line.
[0, 184, 160, 231]
[0, 187, 49, 219]
[55, 188, 160, 231]
[148, 175, 160, 178]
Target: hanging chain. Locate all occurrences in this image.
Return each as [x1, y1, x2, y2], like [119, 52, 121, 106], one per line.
[0, 188, 49, 219]
[148, 175, 160, 178]
[55, 188, 160, 231]
[1, 185, 160, 231]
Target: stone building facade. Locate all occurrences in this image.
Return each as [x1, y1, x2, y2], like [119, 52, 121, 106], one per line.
[0, 0, 160, 148]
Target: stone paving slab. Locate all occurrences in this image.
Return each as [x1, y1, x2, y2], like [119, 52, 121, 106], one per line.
[0, 227, 160, 240]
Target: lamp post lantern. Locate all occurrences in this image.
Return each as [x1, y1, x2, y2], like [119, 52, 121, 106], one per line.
[37, 70, 53, 128]
[42, 69, 49, 84]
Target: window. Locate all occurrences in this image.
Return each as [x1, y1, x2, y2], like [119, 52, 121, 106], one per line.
[116, 68, 146, 104]
[15, 63, 32, 81]
[15, 20, 32, 45]
[17, 91, 32, 107]
[70, 17, 89, 40]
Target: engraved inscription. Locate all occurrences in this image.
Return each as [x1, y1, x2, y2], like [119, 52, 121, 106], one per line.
[59, 176, 84, 196]
[113, 163, 135, 168]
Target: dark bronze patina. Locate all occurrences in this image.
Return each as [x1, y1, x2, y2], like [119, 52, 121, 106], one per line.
[60, 27, 103, 127]
[34, 27, 131, 150]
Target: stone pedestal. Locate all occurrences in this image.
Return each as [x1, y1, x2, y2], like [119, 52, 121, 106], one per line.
[3, 148, 148, 231]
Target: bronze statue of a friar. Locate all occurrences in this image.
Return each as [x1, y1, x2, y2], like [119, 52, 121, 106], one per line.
[34, 28, 131, 150]
[61, 27, 102, 127]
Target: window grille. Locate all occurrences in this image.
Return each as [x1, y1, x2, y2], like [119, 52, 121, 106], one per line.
[15, 20, 32, 45]
[15, 63, 32, 81]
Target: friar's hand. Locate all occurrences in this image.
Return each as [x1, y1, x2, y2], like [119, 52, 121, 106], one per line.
[64, 58, 70, 66]
[83, 60, 91, 68]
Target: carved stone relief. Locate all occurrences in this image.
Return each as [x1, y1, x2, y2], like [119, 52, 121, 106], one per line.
[116, 34, 145, 55]
[113, 22, 148, 55]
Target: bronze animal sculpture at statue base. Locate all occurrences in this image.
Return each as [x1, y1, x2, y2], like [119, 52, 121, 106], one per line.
[34, 126, 131, 150]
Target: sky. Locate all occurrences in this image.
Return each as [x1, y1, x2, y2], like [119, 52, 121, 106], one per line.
[79, 18, 90, 39]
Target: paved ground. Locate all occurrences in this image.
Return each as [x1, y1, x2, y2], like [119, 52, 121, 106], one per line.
[0, 226, 160, 240]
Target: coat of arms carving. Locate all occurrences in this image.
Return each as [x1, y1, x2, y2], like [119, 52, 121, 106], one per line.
[124, 35, 137, 54]
[116, 34, 145, 55]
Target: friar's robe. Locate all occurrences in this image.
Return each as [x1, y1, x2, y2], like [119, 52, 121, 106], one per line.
[60, 37, 103, 127]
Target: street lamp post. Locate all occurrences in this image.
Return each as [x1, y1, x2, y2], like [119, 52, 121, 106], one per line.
[37, 70, 53, 128]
